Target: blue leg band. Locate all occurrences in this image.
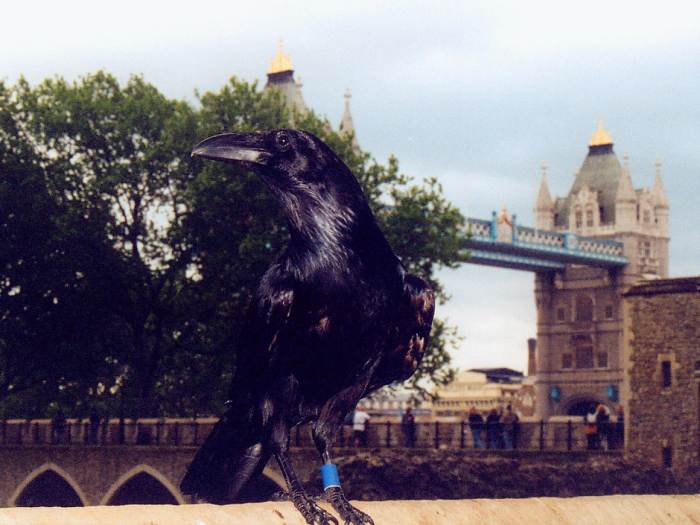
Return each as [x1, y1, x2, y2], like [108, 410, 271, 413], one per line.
[321, 463, 341, 490]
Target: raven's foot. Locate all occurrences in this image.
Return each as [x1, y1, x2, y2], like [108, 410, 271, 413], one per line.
[326, 487, 374, 525]
[292, 491, 339, 525]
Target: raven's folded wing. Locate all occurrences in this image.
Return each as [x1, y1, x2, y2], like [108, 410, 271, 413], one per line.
[228, 264, 296, 395]
[368, 273, 435, 390]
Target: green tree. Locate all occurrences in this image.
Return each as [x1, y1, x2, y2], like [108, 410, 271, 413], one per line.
[0, 73, 466, 418]
[0, 80, 121, 417]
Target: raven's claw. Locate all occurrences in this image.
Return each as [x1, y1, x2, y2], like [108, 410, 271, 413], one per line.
[326, 487, 375, 525]
[292, 492, 339, 525]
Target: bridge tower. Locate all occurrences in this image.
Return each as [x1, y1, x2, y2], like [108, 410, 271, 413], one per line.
[264, 40, 308, 115]
[533, 122, 669, 418]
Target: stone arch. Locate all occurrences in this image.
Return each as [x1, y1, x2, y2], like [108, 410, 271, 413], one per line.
[9, 462, 89, 507]
[100, 464, 185, 505]
[564, 395, 607, 416]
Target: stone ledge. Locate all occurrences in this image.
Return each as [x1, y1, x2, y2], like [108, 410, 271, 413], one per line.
[2, 495, 700, 525]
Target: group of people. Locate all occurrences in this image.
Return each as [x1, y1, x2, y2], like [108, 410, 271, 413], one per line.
[585, 403, 624, 450]
[467, 405, 520, 450]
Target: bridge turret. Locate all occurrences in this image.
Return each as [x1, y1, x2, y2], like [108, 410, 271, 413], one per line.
[534, 162, 554, 230]
[614, 154, 637, 232]
[652, 160, 669, 237]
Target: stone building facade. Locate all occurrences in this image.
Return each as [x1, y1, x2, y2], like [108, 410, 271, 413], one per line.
[533, 123, 670, 418]
[431, 369, 523, 418]
[623, 277, 700, 480]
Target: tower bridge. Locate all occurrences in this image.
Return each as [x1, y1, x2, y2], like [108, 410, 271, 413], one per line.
[464, 215, 628, 272]
[461, 123, 669, 420]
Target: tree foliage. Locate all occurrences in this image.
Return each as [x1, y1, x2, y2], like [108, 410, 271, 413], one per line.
[0, 73, 467, 418]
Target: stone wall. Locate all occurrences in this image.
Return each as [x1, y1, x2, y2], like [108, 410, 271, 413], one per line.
[5, 496, 700, 525]
[624, 276, 700, 480]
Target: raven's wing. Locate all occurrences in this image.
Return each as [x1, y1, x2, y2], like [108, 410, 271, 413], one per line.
[229, 264, 296, 397]
[180, 266, 295, 501]
[368, 273, 435, 390]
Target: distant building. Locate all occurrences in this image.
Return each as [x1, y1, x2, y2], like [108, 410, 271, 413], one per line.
[263, 41, 360, 148]
[431, 369, 523, 417]
[356, 389, 431, 418]
[623, 277, 700, 480]
[533, 122, 670, 418]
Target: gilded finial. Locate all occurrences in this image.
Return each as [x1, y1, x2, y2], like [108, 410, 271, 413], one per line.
[268, 39, 294, 74]
[589, 119, 613, 146]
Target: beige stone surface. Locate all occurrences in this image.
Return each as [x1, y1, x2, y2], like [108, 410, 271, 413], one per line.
[2, 495, 700, 525]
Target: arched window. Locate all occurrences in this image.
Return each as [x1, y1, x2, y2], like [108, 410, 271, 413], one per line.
[575, 295, 594, 322]
[102, 466, 183, 506]
[107, 472, 179, 505]
[14, 469, 84, 507]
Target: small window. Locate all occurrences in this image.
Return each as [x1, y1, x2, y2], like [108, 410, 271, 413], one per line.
[575, 211, 583, 228]
[597, 352, 608, 368]
[562, 354, 573, 369]
[662, 446, 673, 468]
[605, 305, 614, 319]
[643, 210, 651, 224]
[661, 361, 672, 388]
[586, 210, 593, 227]
[575, 295, 594, 322]
[557, 307, 566, 321]
[576, 347, 594, 369]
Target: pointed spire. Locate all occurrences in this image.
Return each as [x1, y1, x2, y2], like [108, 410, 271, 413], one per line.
[268, 39, 293, 74]
[616, 157, 636, 203]
[652, 159, 669, 208]
[339, 89, 360, 151]
[535, 161, 554, 210]
[590, 119, 613, 147]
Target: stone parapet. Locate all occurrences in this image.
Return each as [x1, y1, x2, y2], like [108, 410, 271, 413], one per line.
[4, 496, 700, 524]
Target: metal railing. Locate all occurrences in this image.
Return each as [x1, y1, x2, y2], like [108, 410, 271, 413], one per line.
[0, 418, 624, 451]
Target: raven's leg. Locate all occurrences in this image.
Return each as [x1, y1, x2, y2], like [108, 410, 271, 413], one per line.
[312, 396, 375, 525]
[271, 422, 338, 525]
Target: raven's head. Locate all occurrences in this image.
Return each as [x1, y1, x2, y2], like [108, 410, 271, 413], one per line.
[192, 129, 375, 250]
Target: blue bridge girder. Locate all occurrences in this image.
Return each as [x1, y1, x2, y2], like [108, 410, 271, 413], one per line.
[463, 215, 629, 273]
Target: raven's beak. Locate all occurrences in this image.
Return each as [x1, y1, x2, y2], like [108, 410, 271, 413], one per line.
[191, 132, 272, 167]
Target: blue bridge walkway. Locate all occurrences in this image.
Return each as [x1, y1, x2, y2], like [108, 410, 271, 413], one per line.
[464, 213, 628, 272]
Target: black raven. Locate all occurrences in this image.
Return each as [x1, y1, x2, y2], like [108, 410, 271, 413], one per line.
[181, 129, 434, 525]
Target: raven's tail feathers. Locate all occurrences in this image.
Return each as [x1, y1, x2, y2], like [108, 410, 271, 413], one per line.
[180, 402, 269, 502]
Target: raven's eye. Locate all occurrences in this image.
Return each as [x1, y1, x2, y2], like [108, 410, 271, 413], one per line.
[276, 131, 290, 149]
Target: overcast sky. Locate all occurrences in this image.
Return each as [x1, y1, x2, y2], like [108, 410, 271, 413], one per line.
[3, 1, 699, 374]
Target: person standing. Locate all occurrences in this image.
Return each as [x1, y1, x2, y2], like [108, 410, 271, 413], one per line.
[501, 405, 519, 450]
[401, 407, 416, 447]
[596, 404, 610, 450]
[88, 409, 101, 445]
[486, 408, 502, 449]
[467, 407, 485, 449]
[585, 406, 598, 450]
[352, 408, 371, 447]
[51, 409, 67, 444]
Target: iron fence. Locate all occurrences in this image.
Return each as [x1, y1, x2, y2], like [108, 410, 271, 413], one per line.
[0, 418, 624, 451]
